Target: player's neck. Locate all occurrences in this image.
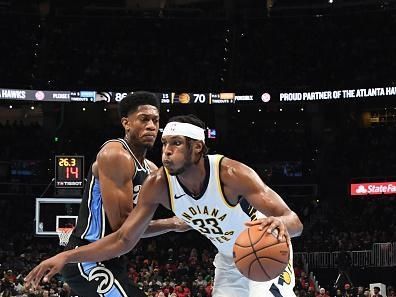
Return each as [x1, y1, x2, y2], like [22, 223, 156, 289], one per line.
[126, 140, 147, 164]
[177, 158, 206, 196]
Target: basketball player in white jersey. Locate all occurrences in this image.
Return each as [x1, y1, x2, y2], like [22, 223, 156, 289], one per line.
[26, 114, 303, 297]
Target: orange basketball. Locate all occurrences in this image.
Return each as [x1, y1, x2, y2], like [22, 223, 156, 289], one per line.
[233, 225, 289, 282]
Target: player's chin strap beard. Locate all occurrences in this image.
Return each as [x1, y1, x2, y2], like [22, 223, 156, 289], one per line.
[194, 154, 202, 164]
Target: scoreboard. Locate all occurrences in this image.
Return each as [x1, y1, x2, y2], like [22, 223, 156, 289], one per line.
[55, 156, 84, 189]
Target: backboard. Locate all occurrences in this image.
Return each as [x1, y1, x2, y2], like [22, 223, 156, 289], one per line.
[35, 197, 81, 236]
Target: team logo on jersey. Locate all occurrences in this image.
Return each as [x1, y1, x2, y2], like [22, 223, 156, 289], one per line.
[278, 263, 293, 286]
[88, 266, 115, 294]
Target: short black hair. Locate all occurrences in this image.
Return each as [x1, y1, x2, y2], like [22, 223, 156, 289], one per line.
[168, 114, 205, 129]
[118, 91, 160, 118]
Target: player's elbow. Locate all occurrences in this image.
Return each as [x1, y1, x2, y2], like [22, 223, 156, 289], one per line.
[285, 211, 303, 238]
[109, 211, 130, 232]
[293, 213, 303, 237]
[296, 219, 303, 236]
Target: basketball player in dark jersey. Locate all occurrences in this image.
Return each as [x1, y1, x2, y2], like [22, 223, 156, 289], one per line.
[26, 115, 303, 297]
[60, 92, 190, 297]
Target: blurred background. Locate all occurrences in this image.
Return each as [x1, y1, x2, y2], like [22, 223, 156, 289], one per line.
[0, 0, 395, 296]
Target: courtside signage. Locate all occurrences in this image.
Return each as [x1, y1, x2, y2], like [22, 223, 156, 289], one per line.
[350, 182, 396, 196]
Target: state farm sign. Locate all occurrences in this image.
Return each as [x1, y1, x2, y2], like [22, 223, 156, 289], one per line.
[350, 182, 396, 196]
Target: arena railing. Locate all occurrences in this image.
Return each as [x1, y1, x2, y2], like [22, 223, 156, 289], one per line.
[294, 243, 396, 268]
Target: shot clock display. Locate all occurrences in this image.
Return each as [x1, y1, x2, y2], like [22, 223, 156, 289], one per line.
[55, 156, 84, 188]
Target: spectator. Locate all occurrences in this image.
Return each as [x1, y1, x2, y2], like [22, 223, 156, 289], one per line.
[318, 288, 330, 297]
[356, 286, 365, 297]
[373, 287, 383, 297]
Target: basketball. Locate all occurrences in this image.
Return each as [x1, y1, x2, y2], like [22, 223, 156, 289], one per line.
[233, 225, 290, 282]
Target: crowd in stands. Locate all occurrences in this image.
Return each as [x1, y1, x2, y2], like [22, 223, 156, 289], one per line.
[1, 229, 394, 297]
[294, 199, 396, 252]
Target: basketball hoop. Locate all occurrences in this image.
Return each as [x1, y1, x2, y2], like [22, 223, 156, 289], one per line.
[56, 227, 73, 246]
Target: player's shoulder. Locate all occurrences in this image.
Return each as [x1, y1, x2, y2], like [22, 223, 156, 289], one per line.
[97, 141, 133, 166]
[219, 156, 253, 177]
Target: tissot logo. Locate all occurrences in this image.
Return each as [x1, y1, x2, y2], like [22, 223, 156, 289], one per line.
[174, 194, 186, 199]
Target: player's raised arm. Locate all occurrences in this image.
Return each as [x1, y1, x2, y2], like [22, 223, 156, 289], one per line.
[25, 169, 169, 288]
[220, 158, 303, 242]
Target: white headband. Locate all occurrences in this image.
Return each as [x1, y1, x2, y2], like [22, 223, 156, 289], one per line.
[162, 122, 205, 142]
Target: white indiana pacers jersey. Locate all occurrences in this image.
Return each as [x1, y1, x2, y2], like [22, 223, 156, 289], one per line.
[165, 155, 296, 295]
[166, 154, 261, 257]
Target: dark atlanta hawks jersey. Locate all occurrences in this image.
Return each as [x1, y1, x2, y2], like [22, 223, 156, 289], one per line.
[71, 138, 151, 243]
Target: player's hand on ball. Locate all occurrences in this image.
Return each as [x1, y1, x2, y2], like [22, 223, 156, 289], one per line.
[24, 253, 67, 289]
[245, 216, 289, 242]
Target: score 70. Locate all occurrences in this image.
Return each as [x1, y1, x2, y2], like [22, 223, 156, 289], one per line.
[193, 94, 207, 103]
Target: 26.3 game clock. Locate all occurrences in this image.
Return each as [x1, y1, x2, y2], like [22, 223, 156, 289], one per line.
[55, 156, 84, 188]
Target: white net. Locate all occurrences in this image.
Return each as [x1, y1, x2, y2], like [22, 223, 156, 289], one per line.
[56, 227, 73, 246]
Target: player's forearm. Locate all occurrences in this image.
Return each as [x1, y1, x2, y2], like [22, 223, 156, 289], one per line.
[62, 230, 135, 263]
[141, 218, 175, 238]
[280, 211, 303, 237]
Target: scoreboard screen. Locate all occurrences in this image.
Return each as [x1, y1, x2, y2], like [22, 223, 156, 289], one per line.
[55, 156, 84, 188]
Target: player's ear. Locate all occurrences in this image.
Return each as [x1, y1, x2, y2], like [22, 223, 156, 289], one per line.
[121, 117, 130, 132]
[194, 141, 204, 154]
